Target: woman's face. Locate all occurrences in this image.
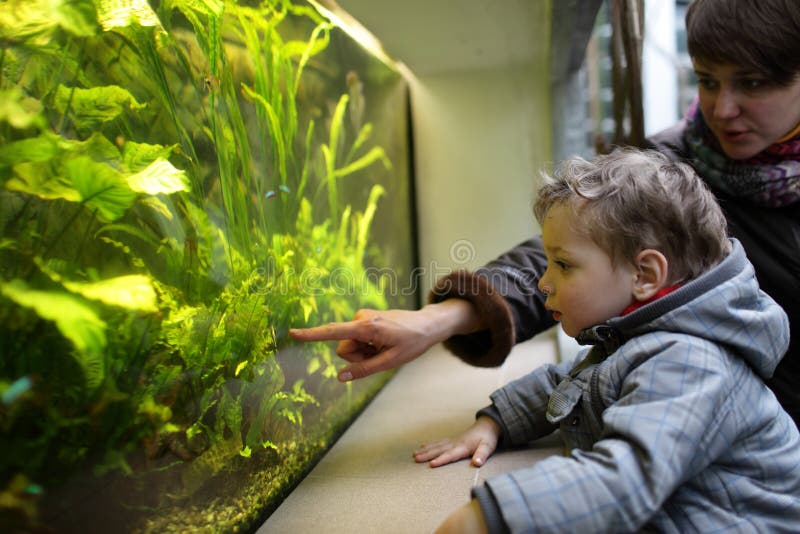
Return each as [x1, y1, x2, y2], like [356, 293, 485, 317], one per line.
[693, 59, 800, 160]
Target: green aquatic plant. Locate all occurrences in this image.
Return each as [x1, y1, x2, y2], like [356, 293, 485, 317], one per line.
[0, 0, 410, 530]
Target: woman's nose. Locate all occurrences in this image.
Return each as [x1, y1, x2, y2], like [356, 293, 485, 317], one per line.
[713, 85, 741, 120]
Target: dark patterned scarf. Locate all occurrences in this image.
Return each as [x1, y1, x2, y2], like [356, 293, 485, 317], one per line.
[684, 100, 800, 207]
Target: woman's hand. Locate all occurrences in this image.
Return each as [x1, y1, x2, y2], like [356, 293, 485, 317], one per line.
[414, 416, 502, 468]
[289, 299, 482, 382]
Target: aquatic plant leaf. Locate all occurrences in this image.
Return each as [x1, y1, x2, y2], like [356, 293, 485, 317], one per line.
[126, 158, 190, 195]
[165, 0, 223, 18]
[290, 22, 331, 94]
[0, 89, 44, 130]
[234, 360, 248, 377]
[346, 122, 373, 161]
[140, 196, 176, 221]
[122, 141, 175, 172]
[95, 0, 162, 31]
[0, 1, 53, 43]
[240, 84, 287, 181]
[355, 184, 386, 264]
[334, 146, 392, 179]
[0, 134, 60, 166]
[66, 156, 137, 221]
[306, 357, 320, 375]
[283, 35, 328, 59]
[300, 297, 316, 322]
[0, 279, 106, 390]
[328, 94, 349, 159]
[52, 0, 100, 36]
[164, 0, 223, 66]
[0, 0, 98, 43]
[73, 132, 124, 163]
[62, 274, 158, 312]
[54, 85, 145, 133]
[6, 162, 82, 202]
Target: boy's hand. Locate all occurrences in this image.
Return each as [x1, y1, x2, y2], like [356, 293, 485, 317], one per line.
[413, 416, 501, 467]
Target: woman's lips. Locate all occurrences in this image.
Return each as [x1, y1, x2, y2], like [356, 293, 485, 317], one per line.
[720, 128, 751, 143]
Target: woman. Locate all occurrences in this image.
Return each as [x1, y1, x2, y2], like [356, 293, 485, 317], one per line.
[291, 0, 800, 427]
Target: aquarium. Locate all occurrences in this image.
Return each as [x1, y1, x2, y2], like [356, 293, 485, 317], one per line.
[0, 0, 416, 531]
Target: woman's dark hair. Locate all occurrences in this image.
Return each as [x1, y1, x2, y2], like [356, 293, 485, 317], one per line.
[686, 0, 800, 85]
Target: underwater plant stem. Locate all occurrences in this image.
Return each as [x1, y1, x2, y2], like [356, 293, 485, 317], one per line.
[0, 47, 6, 88]
[73, 209, 99, 265]
[3, 195, 33, 239]
[40, 203, 93, 261]
[56, 85, 78, 135]
[55, 43, 86, 135]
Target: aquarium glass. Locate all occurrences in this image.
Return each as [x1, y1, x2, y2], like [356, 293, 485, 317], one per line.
[0, 0, 416, 531]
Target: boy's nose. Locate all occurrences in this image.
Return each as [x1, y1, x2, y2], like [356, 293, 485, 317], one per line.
[538, 279, 553, 297]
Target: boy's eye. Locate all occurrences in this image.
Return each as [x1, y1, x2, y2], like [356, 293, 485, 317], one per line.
[555, 260, 570, 271]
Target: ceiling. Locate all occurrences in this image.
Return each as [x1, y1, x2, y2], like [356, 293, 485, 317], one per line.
[332, 0, 552, 76]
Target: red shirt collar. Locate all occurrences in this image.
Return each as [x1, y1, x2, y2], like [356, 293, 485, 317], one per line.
[620, 284, 682, 316]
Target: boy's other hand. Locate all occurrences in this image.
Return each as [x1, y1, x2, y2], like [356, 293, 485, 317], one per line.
[413, 416, 501, 468]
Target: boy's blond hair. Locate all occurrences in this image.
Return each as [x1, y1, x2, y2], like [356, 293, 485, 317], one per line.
[533, 148, 730, 284]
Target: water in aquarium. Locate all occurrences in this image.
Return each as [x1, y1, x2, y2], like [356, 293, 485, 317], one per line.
[0, 0, 416, 531]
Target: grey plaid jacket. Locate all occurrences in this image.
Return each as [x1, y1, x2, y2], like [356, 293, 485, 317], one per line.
[474, 239, 800, 533]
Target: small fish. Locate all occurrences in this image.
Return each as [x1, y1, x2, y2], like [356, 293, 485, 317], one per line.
[265, 185, 291, 200]
[2, 376, 33, 406]
[203, 75, 220, 93]
[25, 484, 43, 496]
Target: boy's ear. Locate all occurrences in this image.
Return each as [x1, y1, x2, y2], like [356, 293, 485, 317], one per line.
[632, 249, 669, 301]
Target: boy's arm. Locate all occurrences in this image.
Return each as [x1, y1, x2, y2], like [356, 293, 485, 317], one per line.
[433, 499, 492, 534]
[415, 360, 572, 468]
[478, 339, 742, 532]
[482, 359, 573, 445]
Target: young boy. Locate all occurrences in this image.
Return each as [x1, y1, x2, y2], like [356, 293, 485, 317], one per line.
[414, 149, 800, 533]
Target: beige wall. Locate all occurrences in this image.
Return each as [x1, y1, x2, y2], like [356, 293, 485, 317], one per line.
[331, 0, 554, 296]
[408, 67, 551, 293]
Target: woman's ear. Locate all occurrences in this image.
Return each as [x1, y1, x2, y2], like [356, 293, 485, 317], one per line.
[632, 249, 669, 301]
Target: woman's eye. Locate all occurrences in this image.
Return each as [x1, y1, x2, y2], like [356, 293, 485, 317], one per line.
[696, 77, 717, 90]
[738, 78, 765, 91]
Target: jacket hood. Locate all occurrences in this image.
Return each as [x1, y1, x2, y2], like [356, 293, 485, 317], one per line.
[595, 239, 789, 379]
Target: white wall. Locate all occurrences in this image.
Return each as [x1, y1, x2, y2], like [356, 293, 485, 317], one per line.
[407, 67, 551, 294]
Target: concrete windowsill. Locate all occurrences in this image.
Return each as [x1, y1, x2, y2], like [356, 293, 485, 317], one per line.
[260, 330, 562, 533]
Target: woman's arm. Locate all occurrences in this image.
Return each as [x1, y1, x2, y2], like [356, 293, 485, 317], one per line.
[289, 298, 484, 381]
[290, 236, 554, 379]
[430, 236, 554, 366]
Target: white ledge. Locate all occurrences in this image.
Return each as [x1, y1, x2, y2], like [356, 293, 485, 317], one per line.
[260, 329, 562, 533]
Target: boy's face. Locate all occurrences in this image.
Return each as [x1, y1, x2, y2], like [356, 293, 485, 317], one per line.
[537, 203, 637, 338]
